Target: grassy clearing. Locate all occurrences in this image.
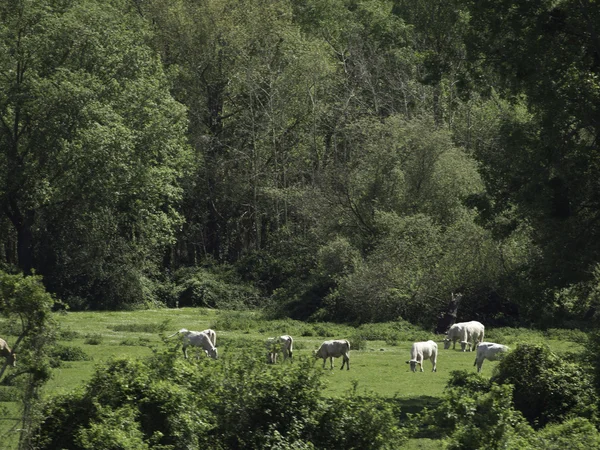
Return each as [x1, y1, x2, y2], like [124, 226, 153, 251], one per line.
[34, 308, 586, 398]
[0, 308, 587, 449]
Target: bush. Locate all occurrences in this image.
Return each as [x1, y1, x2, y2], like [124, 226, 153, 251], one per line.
[313, 396, 406, 449]
[492, 343, 598, 428]
[445, 370, 492, 392]
[32, 351, 405, 449]
[173, 267, 261, 309]
[84, 334, 103, 345]
[416, 372, 533, 449]
[530, 418, 600, 449]
[50, 345, 91, 362]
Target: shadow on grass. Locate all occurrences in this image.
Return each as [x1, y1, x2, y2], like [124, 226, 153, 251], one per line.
[382, 395, 446, 440]
[393, 395, 442, 420]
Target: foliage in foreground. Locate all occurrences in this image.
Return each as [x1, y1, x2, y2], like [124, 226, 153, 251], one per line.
[492, 343, 598, 428]
[0, 271, 60, 449]
[415, 370, 600, 450]
[31, 352, 405, 449]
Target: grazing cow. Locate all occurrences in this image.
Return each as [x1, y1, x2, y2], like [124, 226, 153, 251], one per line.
[443, 323, 464, 350]
[474, 342, 510, 372]
[406, 340, 438, 372]
[201, 329, 217, 347]
[0, 337, 16, 367]
[315, 339, 350, 370]
[444, 321, 485, 352]
[265, 335, 293, 364]
[169, 329, 218, 360]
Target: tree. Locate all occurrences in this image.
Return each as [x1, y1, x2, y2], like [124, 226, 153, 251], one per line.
[466, 0, 600, 296]
[0, 0, 191, 307]
[0, 271, 59, 449]
[144, 0, 339, 264]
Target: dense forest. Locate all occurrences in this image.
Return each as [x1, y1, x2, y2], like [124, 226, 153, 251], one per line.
[2, 1, 600, 448]
[1, 0, 600, 327]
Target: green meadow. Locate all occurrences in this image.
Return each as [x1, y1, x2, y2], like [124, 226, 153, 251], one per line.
[0, 308, 587, 449]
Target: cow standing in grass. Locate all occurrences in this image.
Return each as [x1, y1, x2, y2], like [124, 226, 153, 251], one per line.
[266, 335, 293, 364]
[169, 329, 218, 360]
[474, 342, 510, 372]
[406, 340, 437, 372]
[315, 339, 350, 370]
[444, 321, 485, 352]
[0, 337, 16, 367]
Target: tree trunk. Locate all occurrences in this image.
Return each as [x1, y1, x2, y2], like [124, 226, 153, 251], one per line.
[3, 199, 34, 274]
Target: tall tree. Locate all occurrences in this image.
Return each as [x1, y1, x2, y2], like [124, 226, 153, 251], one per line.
[0, 0, 190, 307]
[145, 0, 337, 263]
[467, 0, 600, 290]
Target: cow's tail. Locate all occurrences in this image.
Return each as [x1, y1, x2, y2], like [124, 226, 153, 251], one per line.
[168, 328, 188, 338]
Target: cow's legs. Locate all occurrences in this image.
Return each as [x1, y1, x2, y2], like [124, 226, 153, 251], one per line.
[340, 354, 350, 370]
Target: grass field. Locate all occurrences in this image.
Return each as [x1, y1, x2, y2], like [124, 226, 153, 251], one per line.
[0, 307, 587, 449]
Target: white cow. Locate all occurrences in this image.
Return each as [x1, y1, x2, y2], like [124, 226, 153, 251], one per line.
[169, 328, 218, 360]
[406, 340, 437, 372]
[315, 339, 350, 370]
[265, 335, 293, 364]
[0, 338, 16, 367]
[474, 342, 509, 372]
[201, 329, 217, 347]
[444, 323, 464, 350]
[444, 321, 485, 352]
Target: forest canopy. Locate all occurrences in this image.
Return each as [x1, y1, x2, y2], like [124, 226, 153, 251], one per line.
[1, 0, 599, 328]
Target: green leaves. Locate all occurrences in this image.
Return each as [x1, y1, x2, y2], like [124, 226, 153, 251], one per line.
[0, 0, 191, 307]
[32, 351, 404, 449]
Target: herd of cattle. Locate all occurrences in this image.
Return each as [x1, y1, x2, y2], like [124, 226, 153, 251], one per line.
[161, 320, 508, 373]
[0, 320, 509, 373]
[407, 320, 510, 373]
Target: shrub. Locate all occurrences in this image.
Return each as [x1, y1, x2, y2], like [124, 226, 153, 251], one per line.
[530, 418, 600, 449]
[445, 370, 492, 392]
[416, 372, 533, 449]
[313, 396, 406, 449]
[443, 385, 534, 450]
[348, 334, 367, 351]
[50, 345, 91, 362]
[32, 352, 405, 449]
[173, 267, 260, 309]
[57, 329, 81, 341]
[84, 334, 103, 345]
[119, 338, 151, 347]
[492, 343, 598, 428]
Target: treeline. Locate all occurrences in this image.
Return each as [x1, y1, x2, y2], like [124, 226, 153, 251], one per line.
[1, 0, 599, 327]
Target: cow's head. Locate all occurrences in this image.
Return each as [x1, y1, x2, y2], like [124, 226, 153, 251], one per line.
[208, 347, 218, 360]
[443, 339, 452, 350]
[406, 359, 418, 372]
